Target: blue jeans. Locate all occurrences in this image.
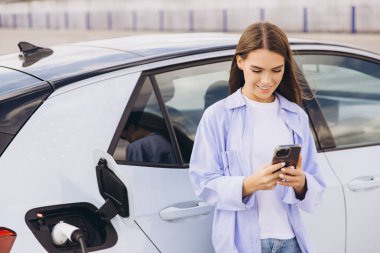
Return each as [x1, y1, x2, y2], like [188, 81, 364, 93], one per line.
[261, 238, 302, 253]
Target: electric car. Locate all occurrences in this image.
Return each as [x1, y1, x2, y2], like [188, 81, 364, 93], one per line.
[0, 33, 379, 253]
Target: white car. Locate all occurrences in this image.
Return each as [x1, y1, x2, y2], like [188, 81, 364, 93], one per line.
[0, 33, 379, 253]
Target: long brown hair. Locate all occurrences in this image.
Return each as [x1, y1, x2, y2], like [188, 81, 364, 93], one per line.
[229, 22, 305, 105]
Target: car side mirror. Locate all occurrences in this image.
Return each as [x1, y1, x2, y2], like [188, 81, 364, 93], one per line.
[96, 158, 129, 219]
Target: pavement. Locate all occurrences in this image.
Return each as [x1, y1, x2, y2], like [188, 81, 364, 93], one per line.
[1, 28, 379, 56]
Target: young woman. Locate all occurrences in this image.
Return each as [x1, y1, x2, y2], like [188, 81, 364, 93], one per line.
[189, 22, 325, 253]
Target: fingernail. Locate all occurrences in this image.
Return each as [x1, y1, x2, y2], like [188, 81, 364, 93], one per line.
[279, 174, 284, 178]
[290, 166, 295, 169]
[281, 168, 286, 172]
[281, 162, 286, 166]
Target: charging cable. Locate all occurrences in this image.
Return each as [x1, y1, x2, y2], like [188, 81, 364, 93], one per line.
[51, 221, 87, 253]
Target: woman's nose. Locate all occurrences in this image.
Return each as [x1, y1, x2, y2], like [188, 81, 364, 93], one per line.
[260, 73, 271, 85]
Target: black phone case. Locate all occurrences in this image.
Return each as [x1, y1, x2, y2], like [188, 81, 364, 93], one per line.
[272, 144, 301, 167]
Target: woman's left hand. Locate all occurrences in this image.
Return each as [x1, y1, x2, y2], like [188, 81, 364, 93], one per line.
[277, 155, 307, 197]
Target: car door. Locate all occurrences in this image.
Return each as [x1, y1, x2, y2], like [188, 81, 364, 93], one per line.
[104, 60, 232, 253]
[295, 51, 380, 253]
[291, 52, 346, 253]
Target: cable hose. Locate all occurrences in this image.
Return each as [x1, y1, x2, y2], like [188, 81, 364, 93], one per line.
[78, 236, 88, 253]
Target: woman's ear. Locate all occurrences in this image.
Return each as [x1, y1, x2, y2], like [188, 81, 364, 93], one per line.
[236, 55, 243, 70]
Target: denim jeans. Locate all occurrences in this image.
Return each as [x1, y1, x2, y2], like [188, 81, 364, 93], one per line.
[261, 237, 302, 253]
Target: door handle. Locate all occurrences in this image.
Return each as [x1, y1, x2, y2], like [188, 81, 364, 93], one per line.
[348, 176, 380, 192]
[160, 201, 214, 221]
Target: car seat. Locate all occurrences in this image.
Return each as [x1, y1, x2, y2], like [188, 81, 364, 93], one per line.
[204, 80, 229, 110]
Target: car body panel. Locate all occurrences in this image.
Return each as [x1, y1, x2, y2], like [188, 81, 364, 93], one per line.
[0, 71, 141, 252]
[301, 153, 345, 253]
[75, 33, 239, 57]
[0, 46, 138, 85]
[2, 33, 373, 90]
[93, 150, 214, 253]
[324, 146, 380, 253]
[292, 44, 380, 61]
[92, 149, 161, 253]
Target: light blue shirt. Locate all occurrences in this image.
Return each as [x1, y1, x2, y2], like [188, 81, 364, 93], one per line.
[189, 89, 326, 253]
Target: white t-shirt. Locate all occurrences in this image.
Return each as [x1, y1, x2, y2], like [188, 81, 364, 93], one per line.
[243, 94, 295, 240]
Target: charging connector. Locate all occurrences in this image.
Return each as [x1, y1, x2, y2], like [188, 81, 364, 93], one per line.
[51, 221, 87, 253]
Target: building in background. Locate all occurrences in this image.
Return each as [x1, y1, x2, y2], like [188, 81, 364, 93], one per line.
[0, 0, 379, 33]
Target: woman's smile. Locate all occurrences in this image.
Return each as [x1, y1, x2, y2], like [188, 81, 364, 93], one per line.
[257, 85, 271, 90]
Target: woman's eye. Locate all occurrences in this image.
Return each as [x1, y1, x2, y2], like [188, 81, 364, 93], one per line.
[250, 69, 282, 73]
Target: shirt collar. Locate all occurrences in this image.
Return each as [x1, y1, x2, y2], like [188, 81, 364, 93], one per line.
[225, 88, 299, 114]
[225, 88, 246, 109]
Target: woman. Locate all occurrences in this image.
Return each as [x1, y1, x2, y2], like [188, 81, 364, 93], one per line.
[189, 22, 325, 253]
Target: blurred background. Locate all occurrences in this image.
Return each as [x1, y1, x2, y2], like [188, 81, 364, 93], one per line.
[1, 0, 379, 55]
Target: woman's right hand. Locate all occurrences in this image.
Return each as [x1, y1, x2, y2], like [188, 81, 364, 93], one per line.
[242, 162, 285, 196]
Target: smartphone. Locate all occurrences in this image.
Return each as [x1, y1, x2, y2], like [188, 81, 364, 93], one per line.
[272, 144, 301, 172]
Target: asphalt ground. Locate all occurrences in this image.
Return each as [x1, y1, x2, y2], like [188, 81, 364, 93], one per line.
[1, 28, 379, 56]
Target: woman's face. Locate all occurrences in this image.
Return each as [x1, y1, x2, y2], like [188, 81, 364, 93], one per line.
[237, 48, 285, 103]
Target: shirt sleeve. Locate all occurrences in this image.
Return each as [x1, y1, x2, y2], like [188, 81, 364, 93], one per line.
[189, 108, 251, 211]
[282, 113, 326, 213]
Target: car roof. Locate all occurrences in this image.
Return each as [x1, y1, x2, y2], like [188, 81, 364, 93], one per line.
[0, 33, 377, 89]
[0, 34, 236, 87]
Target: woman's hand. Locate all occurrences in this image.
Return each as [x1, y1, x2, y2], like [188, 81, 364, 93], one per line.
[242, 162, 285, 196]
[277, 156, 307, 198]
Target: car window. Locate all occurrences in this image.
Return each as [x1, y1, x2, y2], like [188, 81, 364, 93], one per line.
[113, 77, 177, 165]
[154, 61, 231, 163]
[294, 54, 380, 148]
[0, 67, 52, 156]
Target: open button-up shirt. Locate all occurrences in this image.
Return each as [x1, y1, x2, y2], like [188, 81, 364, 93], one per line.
[189, 89, 326, 253]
